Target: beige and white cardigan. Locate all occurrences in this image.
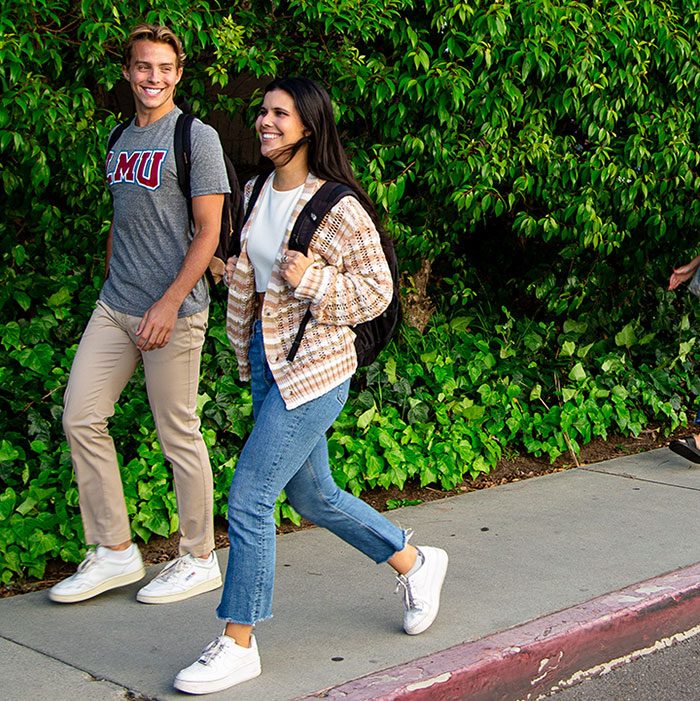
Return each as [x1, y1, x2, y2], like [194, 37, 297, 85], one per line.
[226, 172, 392, 409]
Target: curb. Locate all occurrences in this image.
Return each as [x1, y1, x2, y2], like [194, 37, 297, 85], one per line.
[298, 561, 700, 700]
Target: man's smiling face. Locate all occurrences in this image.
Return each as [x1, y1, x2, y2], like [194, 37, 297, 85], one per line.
[122, 39, 182, 125]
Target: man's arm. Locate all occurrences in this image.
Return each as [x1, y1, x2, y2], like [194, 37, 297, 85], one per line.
[135, 193, 224, 351]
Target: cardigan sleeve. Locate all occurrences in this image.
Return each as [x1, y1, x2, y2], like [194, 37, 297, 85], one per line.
[293, 196, 393, 326]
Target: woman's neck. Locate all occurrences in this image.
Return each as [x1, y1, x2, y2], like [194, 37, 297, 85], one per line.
[272, 153, 309, 191]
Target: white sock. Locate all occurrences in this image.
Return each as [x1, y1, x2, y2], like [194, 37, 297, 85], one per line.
[405, 548, 425, 578]
[98, 544, 135, 562]
[194, 553, 215, 565]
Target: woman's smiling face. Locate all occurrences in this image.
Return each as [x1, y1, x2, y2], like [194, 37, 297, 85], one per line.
[255, 89, 309, 165]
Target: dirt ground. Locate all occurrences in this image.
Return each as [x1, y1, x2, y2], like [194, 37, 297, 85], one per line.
[1, 422, 689, 598]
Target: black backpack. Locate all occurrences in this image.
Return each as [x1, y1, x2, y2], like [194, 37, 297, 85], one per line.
[243, 177, 401, 367]
[106, 112, 243, 287]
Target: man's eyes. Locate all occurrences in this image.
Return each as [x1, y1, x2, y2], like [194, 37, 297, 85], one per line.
[136, 64, 173, 71]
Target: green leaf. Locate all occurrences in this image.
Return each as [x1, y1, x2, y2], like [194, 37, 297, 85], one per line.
[615, 324, 637, 349]
[561, 340, 576, 356]
[357, 407, 376, 430]
[569, 363, 586, 381]
[16, 497, 37, 516]
[0, 440, 20, 462]
[1, 322, 21, 350]
[562, 387, 577, 402]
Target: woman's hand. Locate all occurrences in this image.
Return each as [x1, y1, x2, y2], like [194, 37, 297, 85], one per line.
[280, 249, 315, 288]
[224, 255, 239, 286]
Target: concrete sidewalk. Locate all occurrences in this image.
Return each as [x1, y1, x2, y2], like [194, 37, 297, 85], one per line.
[3, 447, 700, 700]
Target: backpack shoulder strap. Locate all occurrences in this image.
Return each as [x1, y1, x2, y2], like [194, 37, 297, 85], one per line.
[288, 182, 355, 254]
[106, 118, 131, 156]
[174, 112, 195, 224]
[285, 182, 356, 363]
[241, 175, 267, 228]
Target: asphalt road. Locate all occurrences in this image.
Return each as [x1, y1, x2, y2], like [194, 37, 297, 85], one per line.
[546, 633, 700, 700]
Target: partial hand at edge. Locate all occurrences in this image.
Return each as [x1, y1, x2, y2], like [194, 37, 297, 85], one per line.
[669, 263, 697, 291]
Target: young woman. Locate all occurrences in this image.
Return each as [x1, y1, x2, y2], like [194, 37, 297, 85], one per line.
[174, 77, 448, 695]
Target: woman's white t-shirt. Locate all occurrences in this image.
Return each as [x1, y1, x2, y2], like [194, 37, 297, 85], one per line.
[246, 178, 305, 292]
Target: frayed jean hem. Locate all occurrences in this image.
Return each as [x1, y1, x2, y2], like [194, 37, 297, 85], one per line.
[216, 612, 273, 626]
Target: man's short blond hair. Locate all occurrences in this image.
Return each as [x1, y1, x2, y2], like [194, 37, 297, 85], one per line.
[123, 23, 186, 71]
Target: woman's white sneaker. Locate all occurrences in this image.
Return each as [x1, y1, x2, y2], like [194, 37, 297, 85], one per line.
[395, 545, 448, 635]
[136, 553, 222, 604]
[174, 634, 261, 694]
[48, 545, 145, 603]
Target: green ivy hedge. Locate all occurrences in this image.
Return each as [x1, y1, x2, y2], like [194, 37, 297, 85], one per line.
[2, 0, 700, 582]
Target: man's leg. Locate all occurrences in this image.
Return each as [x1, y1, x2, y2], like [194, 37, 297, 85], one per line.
[137, 308, 219, 603]
[62, 302, 141, 546]
[51, 302, 146, 603]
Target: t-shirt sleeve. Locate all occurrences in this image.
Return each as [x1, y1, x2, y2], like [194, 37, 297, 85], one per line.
[189, 120, 231, 197]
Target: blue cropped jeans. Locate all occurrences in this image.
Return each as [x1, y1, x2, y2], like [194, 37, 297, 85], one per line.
[216, 320, 406, 625]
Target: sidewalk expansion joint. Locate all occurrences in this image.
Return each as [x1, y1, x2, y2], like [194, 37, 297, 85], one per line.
[579, 466, 700, 492]
[0, 633, 153, 700]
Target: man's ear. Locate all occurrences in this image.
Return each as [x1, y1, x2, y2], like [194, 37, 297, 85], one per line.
[122, 66, 130, 81]
[175, 68, 183, 84]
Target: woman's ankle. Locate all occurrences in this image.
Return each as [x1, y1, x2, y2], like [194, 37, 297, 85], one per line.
[225, 623, 253, 648]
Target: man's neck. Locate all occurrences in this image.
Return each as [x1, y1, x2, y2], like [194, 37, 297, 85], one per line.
[133, 101, 177, 127]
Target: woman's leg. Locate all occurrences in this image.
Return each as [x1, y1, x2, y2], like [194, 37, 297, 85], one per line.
[217, 324, 354, 628]
[284, 436, 408, 564]
[216, 380, 348, 624]
[284, 415, 448, 636]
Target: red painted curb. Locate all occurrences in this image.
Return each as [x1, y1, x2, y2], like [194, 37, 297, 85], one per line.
[298, 562, 700, 700]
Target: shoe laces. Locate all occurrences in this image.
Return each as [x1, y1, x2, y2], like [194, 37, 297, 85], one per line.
[198, 636, 229, 665]
[394, 574, 417, 610]
[154, 555, 190, 583]
[76, 548, 100, 573]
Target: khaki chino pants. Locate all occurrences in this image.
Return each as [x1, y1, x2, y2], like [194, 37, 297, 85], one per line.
[63, 300, 214, 557]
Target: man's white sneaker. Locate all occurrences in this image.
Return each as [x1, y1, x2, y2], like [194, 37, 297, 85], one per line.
[395, 545, 448, 635]
[136, 553, 222, 604]
[48, 545, 145, 603]
[174, 634, 261, 694]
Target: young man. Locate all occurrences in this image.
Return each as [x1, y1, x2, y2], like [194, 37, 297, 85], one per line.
[49, 24, 230, 605]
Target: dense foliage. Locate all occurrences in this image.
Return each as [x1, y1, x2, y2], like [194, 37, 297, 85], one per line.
[2, 0, 700, 583]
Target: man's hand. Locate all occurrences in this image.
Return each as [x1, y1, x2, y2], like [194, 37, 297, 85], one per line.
[136, 295, 180, 351]
[224, 255, 239, 286]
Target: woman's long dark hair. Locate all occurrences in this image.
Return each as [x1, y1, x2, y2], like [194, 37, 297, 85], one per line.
[257, 76, 384, 232]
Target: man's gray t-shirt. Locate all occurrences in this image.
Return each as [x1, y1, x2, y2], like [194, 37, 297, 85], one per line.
[101, 107, 230, 317]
